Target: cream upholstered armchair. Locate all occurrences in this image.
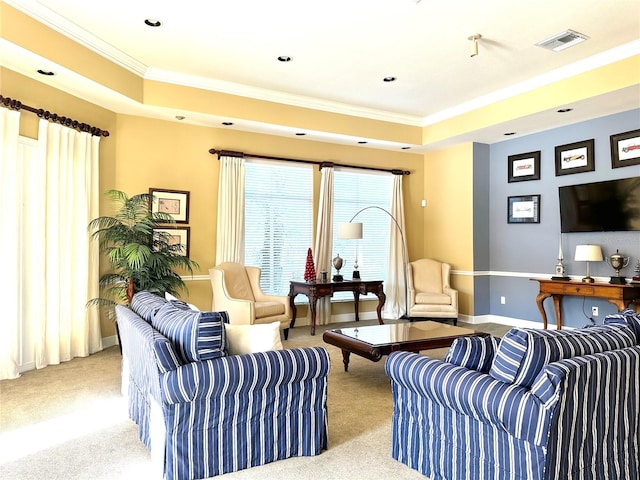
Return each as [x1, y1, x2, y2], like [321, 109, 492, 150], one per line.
[407, 258, 458, 325]
[209, 262, 292, 339]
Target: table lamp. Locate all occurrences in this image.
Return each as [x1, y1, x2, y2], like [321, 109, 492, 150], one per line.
[574, 244, 603, 283]
[337, 222, 363, 279]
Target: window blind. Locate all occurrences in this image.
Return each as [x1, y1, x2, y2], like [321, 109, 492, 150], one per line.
[333, 169, 392, 299]
[244, 160, 313, 295]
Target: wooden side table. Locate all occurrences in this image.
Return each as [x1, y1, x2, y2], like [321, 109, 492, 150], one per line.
[289, 279, 385, 335]
[532, 279, 640, 329]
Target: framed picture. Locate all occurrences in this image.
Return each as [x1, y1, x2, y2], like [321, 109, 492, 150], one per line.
[508, 151, 541, 182]
[554, 139, 595, 176]
[610, 128, 640, 168]
[149, 188, 190, 224]
[153, 227, 190, 257]
[507, 194, 540, 224]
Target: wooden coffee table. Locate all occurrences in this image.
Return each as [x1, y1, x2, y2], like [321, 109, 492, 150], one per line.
[323, 321, 485, 371]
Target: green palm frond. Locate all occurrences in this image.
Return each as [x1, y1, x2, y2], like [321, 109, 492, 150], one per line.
[87, 190, 199, 315]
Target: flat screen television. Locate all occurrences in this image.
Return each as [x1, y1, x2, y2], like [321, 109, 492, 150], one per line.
[559, 177, 640, 232]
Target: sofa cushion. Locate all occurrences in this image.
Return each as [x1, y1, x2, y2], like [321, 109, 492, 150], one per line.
[225, 321, 283, 355]
[604, 308, 640, 342]
[131, 290, 166, 323]
[152, 333, 184, 373]
[152, 301, 228, 363]
[164, 292, 200, 311]
[416, 292, 451, 305]
[255, 301, 286, 318]
[489, 323, 636, 388]
[444, 335, 500, 373]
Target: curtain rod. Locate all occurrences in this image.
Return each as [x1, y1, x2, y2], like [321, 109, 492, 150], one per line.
[208, 149, 410, 175]
[0, 95, 110, 137]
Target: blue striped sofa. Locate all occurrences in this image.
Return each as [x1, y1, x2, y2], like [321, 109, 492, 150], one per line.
[116, 291, 330, 480]
[385, 311, 640, 480]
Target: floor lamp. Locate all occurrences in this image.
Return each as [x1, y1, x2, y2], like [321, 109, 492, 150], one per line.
[337, 206, 408, 318]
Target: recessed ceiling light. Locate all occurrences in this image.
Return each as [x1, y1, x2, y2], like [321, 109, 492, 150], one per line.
[277, 56, 292, 62]
[221, 122, 234, 126]
[358, 141, 368, 144]
[383, 76, 397, 82]
[557, 108, 573, 113]
[175, 115, 185, 120]
[37, 69, 54, 76]
[504, 132, 516, 136]
[144, 19, 162, 27]
[295, 132, 306, 136]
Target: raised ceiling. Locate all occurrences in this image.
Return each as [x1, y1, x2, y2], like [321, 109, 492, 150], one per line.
[2, 0, 640, 152]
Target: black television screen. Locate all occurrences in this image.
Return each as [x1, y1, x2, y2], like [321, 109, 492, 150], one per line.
[559, 177, 640, 232]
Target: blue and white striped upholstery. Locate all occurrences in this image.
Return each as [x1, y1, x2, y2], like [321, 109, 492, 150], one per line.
[443, 335, 500, 373]
[489, 324, 636, 387]
[386, 324, 640, 480]
[604, 307, 640, 341]
[152, 301, 228, 363]
[131, 290, 167, 323]
[116, 303, 330, 480]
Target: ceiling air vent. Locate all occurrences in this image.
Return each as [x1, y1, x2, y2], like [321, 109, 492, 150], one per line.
[536, 29, 589, 52]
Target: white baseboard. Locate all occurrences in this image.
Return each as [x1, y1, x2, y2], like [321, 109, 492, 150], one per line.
[102, 335, 119, 348]
[463, 314, 571, 330]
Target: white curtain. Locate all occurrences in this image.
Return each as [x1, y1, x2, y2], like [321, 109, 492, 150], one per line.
[0, 114, 102, 379]
[383, 174, 408, 319]
[215, 155, 245, 264]
[313, 166, 334, 325]
[0, 107, 22, 379]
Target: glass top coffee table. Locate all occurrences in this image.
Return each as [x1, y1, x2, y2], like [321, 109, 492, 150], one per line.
[323, 321, 485, 371]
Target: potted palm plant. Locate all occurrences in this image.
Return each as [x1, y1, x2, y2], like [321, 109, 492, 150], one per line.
[87, 189, 199, 314]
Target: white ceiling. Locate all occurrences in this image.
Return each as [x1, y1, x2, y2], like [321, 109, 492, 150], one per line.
[3, 0, 640, 152]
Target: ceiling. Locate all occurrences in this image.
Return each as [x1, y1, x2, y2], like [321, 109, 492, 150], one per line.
[2, 0, 640, 152]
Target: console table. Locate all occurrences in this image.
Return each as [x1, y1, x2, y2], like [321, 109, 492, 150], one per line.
[532, 279, 640, 330]
[289, 279, 385, 335]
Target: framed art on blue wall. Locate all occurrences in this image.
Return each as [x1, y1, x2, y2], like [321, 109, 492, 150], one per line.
[610, 128, 640, 168]
[508, 151, 541, 183]
[507, 194, 540, 224]
[554, 139, 595, 176]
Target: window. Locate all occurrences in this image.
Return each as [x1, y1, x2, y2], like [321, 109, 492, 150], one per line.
[244, 160, 313, 295]
[333, 169, 392, 299]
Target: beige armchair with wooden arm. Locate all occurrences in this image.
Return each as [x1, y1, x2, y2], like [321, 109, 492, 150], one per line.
[209, 262, 292, 339]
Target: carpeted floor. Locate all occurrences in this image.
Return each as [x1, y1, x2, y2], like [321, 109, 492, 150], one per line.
[0, 320, 509, 480]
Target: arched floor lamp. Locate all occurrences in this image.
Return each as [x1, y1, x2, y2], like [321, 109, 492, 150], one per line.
[338, 206, 408, 318]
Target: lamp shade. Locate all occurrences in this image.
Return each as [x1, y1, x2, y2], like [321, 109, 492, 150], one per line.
[338, 222, 363, 240]
[574, 244, 603, 262]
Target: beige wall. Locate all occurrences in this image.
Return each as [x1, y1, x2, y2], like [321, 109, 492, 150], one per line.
[423, 143, 475, 315]
[2, 68, 430, 338]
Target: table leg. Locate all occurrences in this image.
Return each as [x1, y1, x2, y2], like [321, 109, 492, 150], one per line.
[552, 295, 562, 330]
[535, 292, 551, 330]
[289, 289, 298, 329]
[375, 289, 386, 325]
[341, 350, 351, 372]
[353, 290, 360, 321]
[309, 295, 318, 336]
[607, 299, 627, 311]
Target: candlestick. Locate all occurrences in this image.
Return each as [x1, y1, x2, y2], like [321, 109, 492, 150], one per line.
[558, 235, 563, 261]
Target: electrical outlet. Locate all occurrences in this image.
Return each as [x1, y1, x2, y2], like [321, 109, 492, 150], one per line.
[591, 306, 599, 317]
[500, 296, 506, 305]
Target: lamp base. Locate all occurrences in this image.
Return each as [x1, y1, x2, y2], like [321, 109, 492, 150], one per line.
[581, 276, 595, 283]
[352, 270, 360, 280]
[609, 276, 626, 285]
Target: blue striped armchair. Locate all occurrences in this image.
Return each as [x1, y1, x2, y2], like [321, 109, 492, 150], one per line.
[386, 313, 640, 480]
[116, 292, 330, 480]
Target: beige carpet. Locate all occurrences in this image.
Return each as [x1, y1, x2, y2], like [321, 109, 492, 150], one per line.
[0, 320, 509, 480]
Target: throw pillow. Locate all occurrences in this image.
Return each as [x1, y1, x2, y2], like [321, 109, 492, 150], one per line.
[225, 321, 283, 356]
[152, 301, 228, 363]
[444, 335, 500, 373]
[152, 334, 184, 373]
[489, 323, 636, 388]
[604, 308, 640, 342]
[164, 292, 200, 311]
[131, 291, 166, 323]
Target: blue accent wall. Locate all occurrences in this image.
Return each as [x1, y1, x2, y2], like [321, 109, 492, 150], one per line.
[473, 143, 491, 315]
[485, 109, 640, 328]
